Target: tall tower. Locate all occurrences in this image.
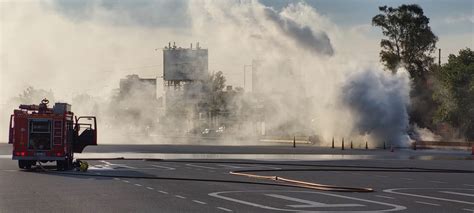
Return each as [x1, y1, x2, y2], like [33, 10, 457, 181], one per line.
[162, 42, 208, 132]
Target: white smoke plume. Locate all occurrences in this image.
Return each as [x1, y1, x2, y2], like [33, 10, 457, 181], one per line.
[342, 69, 411, 146]
[1, 0, 410, 146]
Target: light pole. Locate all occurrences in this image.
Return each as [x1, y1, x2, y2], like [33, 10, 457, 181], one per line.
[243, 64, 252, 92]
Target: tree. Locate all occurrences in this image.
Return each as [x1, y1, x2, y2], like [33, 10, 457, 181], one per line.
[199, 71, 227, 115]
[13, 86, 55, 104]
[434, 48, 474, 140]
[372, 4, 438, 80]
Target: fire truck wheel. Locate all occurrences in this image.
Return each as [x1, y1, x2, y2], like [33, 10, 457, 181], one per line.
[18, 160, 25, 169]
[56, 160, 64, 171]
[66, 158, 73, 170]
[25, 162, 32, 170]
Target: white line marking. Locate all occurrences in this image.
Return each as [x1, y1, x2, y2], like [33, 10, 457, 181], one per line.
[430, 181, 447, 184]
[122, 180, 130, 183]
[209, 190, 406, 212]
[218, 164, 243, 169]
[462, 208, 474, 212]
[114, 178, 121, 181]
[100, 160, 137, 169]
[375, 175, 388, 178]
[415, 201, 440, 206]
[192, 200, 207, 205]
[265, 193, 364, 208]
[158, 190, 168, 194]
[175, 195, 186, 199]
[146, 187, 154, 190]
[217, 207, 232, 212]
[151, 165, 176, 170]
[134, 184, 142, 187]
[186, 163, 216, 170]
[440, 191, 474, 197]
[384, 188, 474, 205]
[401, 178, 413, 181]
[463, 184, 474, 187]
[375, 195, 395, 199]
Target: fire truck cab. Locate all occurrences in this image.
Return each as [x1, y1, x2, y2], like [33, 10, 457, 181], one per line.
[8, 99, 97, 170]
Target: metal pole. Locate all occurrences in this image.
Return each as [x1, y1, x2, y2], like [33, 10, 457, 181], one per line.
[341, 137, 344, 150]
[293, 136, 296, 148]
[439, 48, 441, 66]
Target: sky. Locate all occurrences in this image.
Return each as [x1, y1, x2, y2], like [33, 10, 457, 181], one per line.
[260, 0, 473, 52]
[0, 0, 471, 143]
[0, 0, 472, 99]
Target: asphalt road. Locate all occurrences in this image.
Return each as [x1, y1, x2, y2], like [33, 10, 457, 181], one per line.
[0, 143, 473, 213]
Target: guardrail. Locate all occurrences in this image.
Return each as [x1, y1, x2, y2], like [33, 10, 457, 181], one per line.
[413, 141, 473, 151]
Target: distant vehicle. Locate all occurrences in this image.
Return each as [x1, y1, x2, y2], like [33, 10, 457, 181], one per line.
[201, 127, 225, 137]
[8, 99, 97, 170]
[216, 126, 225, 133]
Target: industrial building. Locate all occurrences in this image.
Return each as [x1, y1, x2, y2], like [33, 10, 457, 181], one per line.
[161, 42, 209, 133]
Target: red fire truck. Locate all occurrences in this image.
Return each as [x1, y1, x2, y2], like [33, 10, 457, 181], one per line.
[8, 99, 97, 170]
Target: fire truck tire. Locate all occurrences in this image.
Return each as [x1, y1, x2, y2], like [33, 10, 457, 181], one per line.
[65, 158, 73, 170]
[18, 160, 25, 169]
[56, 160, 64, 171]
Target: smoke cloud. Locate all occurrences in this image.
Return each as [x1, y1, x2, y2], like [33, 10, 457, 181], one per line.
[1, 0, 410, 146]
[342, 69, 411, 146]
[263, 7, 334, 56]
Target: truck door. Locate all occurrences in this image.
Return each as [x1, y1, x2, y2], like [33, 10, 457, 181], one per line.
[8, 115, 13, 144]
[73, 116, 97, 153]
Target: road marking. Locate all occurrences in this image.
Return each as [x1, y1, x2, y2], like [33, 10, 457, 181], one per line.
[218, 164, 243, 169]
[175, 195, 186, 199]
[100, 160, 137, 169]
[134, 184, 142, 187]
[146, 187, 154, 190]
[192, 200, 207, 205]
[186, 163, 216, 170]
[401, 178, 413, 181]
[217, 207, 232, 212]
[114, 178, 121, 181]
[430, 181, 447, 184]
[375, 175, 388, 178]
[463, 184, 474, 187]
[158, 190, 169, 194]
[440, 191, 474, 197]
[265, 194, 364, 208]
[375, 195, 395, 199]
[384, 188, 474, 205]
[122, 180, 130, 183]
[462, 208, 474, 212]
[415, 201, 440, 206]
[151, 165, 176, 170]
[209, 190, 406, 212]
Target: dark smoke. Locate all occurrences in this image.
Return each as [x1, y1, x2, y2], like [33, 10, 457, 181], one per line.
[263, 7, 334, 56]
[342, 70, 410, 146]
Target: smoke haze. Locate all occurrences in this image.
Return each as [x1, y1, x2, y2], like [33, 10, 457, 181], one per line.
[1, 0, 411, 146]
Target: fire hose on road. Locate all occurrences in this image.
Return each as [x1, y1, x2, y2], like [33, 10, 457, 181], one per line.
[29, 158, 474, 193]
